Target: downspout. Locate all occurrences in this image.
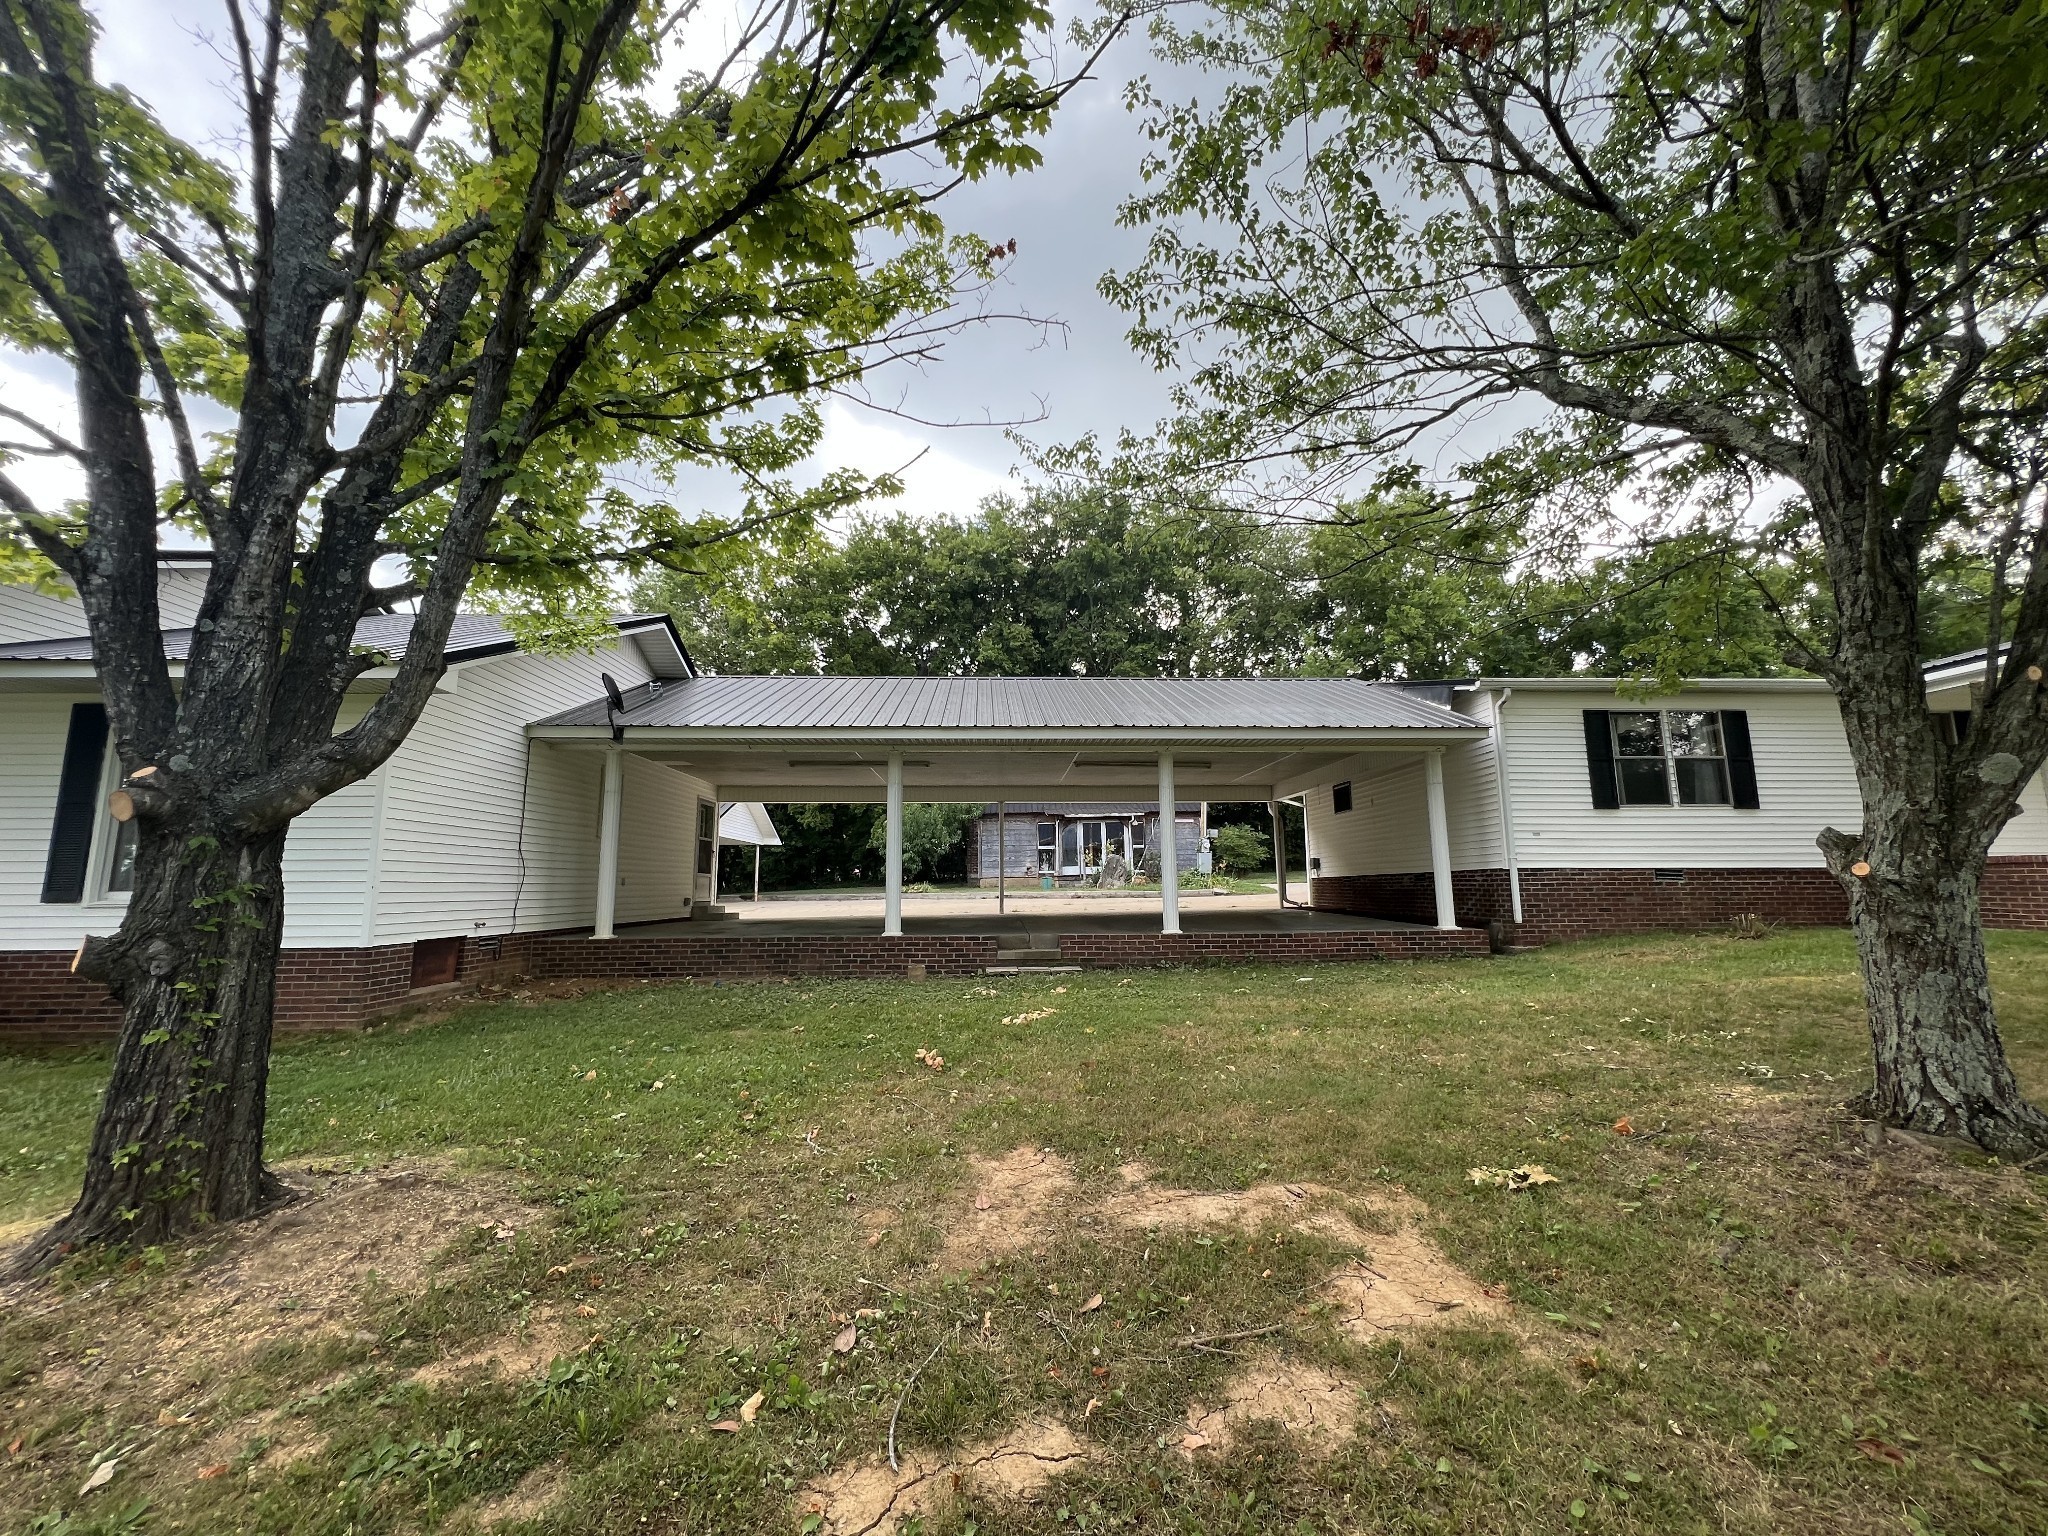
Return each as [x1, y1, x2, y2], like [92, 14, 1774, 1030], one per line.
[1490, 688, 1524, 924]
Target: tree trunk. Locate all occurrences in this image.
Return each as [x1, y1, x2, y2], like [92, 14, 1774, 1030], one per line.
[1843, 861, 2048, 1156]
[7, 821, 291, 1277]
[1821, 685, 2048, 1160]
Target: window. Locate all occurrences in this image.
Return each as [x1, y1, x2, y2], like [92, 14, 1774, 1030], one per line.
[1331, 781, 1353, 815]
[104, 814, 137, 893]
[1036, 821, 1056, 874]
[696, 800, 716, 876]
[1610, 710, 1732, 807]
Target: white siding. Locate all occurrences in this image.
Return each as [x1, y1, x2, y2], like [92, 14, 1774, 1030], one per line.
[367, 640, 710, 944]
[1500, 686, 1861, 869]
[1992, 769, 2048, 856]
[0, 693, 376, 949]
[1300, 693, 1506, 878]
[0, 565, 209, 642]
[0, 694, 110, 949]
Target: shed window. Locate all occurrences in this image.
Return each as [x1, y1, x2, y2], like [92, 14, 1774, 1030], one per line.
[1331, 781, 1353, 815]
[1037, 821, 1056, 873]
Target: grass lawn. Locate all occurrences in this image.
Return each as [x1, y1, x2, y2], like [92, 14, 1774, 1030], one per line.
[2, 930, 2046, 1535]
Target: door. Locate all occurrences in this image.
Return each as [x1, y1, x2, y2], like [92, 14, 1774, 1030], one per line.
[1059, 822, 1081, 876]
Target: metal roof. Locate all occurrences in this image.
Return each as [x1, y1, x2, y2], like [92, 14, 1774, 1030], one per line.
[0, 612, 690, 674]
[538, 674, 1474, 733]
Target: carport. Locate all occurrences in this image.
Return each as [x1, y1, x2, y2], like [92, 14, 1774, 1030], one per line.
[525, 675, 1488, 941]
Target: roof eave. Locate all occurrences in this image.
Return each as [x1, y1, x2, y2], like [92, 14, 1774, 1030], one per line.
[525, 723, 1493, 746]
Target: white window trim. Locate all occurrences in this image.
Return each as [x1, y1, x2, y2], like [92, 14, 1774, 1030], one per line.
[83, 737, 132, 907]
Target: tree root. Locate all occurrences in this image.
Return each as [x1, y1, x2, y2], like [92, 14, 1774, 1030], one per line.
[3, 1164, 300, 1283]
[1845, 1087, 2048, 1162]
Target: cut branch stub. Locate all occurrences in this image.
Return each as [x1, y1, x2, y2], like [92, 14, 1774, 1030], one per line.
[108, 789, 135, 823]
[1851, 860, 1872, 877]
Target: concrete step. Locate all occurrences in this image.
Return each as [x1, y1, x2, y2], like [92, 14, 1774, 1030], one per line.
[985, 964, 1083, 975]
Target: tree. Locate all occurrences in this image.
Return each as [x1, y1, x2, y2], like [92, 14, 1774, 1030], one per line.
[1105, 0, 2048, 1151]
[867, 801, 981, 880]
[649, 485, 1311, 675]
[0, 0, 1108, 1272]
[1207, 821, 1269, 876]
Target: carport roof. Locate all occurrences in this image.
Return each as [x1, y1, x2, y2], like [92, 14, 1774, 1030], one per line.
[537, 674, 1474, 734]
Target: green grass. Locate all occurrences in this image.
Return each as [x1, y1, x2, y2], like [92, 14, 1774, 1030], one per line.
[3, 930, 2047, 1535]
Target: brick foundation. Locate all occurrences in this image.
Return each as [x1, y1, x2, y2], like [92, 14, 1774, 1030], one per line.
[1311, 856, 2048, 944]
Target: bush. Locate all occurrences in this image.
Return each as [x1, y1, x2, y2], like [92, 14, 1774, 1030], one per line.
[1209, 824, 1271, 876]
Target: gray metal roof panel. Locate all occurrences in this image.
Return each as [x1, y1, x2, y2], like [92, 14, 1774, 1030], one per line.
[538, 674, 1476, 732]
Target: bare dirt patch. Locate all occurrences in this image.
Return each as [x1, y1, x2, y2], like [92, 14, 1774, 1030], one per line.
[1103, 1169, 1507, 1339]
[411, 1319, 574, 1389]
[936, 1147, 1076, 1270]
[800, 1418, 1089, 1536]
[459, 1463, 568, 1528]
[5, 1159, 542, 1402]
[1182, 1352, 1362, 1456]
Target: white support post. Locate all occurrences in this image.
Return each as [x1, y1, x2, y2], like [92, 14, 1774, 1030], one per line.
[753, 842, 762, 902]
[1270, 799, 1288, 908]
[884, 752, 904, 936]
[1158, 753, 1180, 934]
[593, 745, 623, 939]
[1424, 749, 1458, 930]
[997, 799, 1007, 915]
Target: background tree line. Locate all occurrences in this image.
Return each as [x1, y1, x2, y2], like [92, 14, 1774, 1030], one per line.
[651, 484, 2013, 891]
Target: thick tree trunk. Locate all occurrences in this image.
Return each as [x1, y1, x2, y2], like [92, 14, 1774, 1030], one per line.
[1841, 854, 2048, 1156]
[1823, 651, 2048, 1160]
[7, 821, 291, 1277]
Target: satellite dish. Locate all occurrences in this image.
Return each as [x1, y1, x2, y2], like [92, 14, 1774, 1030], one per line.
[600, 671, 626, 742]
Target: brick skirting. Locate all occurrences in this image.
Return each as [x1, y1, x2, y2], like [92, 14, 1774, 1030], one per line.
[0, 943, 416, 1049]
[1310, 856, 2048, 944]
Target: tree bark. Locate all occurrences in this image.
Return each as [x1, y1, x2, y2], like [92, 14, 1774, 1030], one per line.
[8, 819, 291, 1277]
[1821, 655, 2048, 1159]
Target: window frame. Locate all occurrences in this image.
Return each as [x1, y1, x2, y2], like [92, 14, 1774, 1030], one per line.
[85, 739, 136, 905]
[1331, 780, 1353, 815]
[1608, 709, 1733, 809]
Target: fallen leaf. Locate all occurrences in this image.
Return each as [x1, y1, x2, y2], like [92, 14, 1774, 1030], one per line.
[6, 1435, 21, 1456]
[576, 1304, 598, 1318]
[494, 1226, 516, 1241]
[975, 1192, 991, 1211]
[856, 1307, 884, 1319]
[1085, 1397, 1102, 1418]
[832, 1322, 858, 1354]
[1612, 1116, 1635, 1135]
[1469, 1164, 1558, 1191]
[582, 1070, 598, 1082]
[709, 1420, 742, 1433]
[1856, 1437, 1909, 1466]
[1091, 1365, 1109, 1379]
[197, 1464, 230, 1480]
[80, 1459, 117, 1495]
[1047, 1282, 1060, 1296]
[156, 1408, 191, 1427]
[1180, 1431, 1210, 1451]
[1574, 1355, 1601, 1375]
[1079, 1293, 1103, 1314]
[739, 1390, 765, 1424]
[865, 1230, 887, 1248]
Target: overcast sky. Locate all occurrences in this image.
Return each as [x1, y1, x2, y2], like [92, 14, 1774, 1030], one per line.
[1, 1, 1189, 526]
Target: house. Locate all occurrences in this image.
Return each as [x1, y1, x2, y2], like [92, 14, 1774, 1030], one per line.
[0, 562, 748, 1041]
[2, 561, 2042, 1042]
[1298, 675, 2048, 942]
[965, 803, 1203, 884]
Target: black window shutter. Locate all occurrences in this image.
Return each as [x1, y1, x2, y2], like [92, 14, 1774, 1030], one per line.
[1722, 709, 1761, 809]
[42, 702, 109, 903]
[1583, 710, 1620, 809]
